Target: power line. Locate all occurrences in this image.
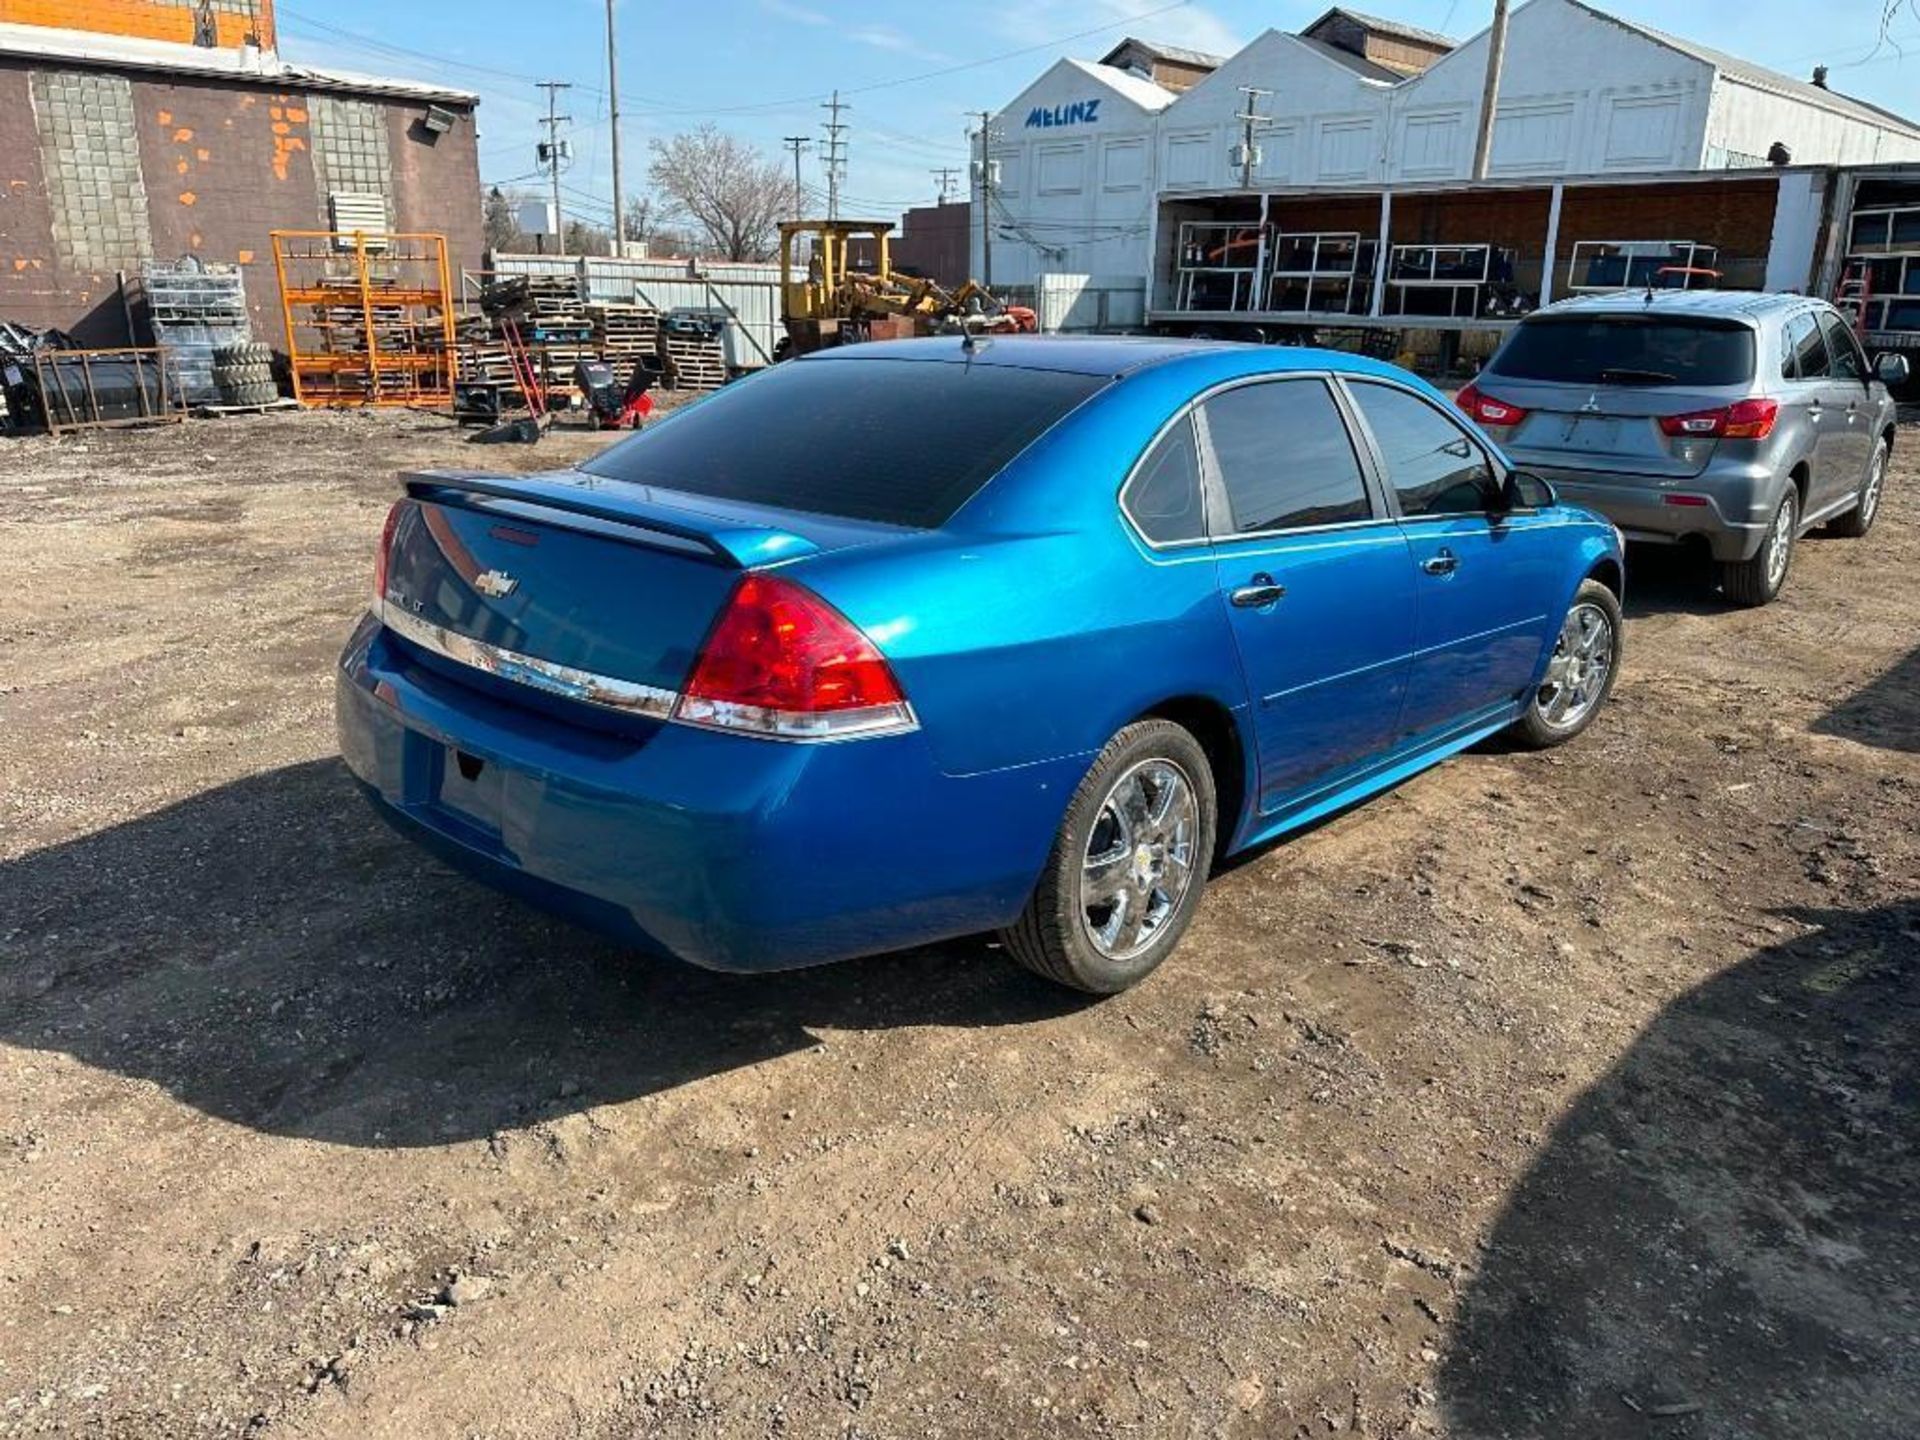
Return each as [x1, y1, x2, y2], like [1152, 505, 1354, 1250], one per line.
[536, 81, 573, 255]
[820, 90, 850, 220]
[782, 136, 813, 221]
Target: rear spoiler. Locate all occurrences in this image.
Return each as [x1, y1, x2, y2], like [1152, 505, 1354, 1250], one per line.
[400, 469, 819, 568]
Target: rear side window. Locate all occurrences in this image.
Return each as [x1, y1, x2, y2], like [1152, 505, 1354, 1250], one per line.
[1348, 382, 1498, 518]
[1201, 380, 1371, 534]
[1125, 416, 1206, 544]
[1785, 312, 1830, 381]
[1820, 312, 1866, 382]
[1490, 317, 1756, 387]
[582, 360, 1106, 528]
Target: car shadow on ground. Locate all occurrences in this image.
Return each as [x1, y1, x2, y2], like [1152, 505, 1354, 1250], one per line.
[0, 759, 1088, 1149]
[1439, 898, 1920, 1439]
[1813, 643, 1920, 754]
[1619, 542, 1729, 618]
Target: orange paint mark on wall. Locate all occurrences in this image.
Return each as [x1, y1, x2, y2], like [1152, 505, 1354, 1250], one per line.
[175, 159, 189, 175]
[190, 232, 203, 248]
[271, 121, 290, 136]
[173, 127, 193, 142]
[157, 110, 173, 126]
[237, 249, 255, 264]
[196, 148, 210, 161]
[284, 107, 308, 124]
[179, 191, 197, 206]
[12, 259, 27, 272]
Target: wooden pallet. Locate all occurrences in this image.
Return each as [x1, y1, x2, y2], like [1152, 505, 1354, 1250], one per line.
[658, 333, 726, 391]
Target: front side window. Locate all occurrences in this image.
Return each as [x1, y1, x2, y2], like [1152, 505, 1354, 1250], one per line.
[1125, 415, 1206, 544]
[1820, 312, 1866, 382]
[1201, 379, 1371, 535]
[1786, 312, 1830, 381]
[1348, 382, 1498, 518]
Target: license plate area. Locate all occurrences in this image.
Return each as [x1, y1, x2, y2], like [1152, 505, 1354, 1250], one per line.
[1561, 416, 1621, 451]
[435, 745, 503, 834]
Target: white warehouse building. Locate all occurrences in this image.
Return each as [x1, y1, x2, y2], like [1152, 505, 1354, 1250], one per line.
[974, 0, 1920, 291]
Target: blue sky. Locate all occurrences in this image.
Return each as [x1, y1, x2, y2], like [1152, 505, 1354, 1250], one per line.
[273, 0, 1920, 231]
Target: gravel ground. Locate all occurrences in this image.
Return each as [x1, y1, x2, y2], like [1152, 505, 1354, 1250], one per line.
[2, 405, 1917, 1439]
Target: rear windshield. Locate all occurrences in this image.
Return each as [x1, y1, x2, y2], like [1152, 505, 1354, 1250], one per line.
[582, 359, 1107, 528]
[1488, 316, 1756, 387]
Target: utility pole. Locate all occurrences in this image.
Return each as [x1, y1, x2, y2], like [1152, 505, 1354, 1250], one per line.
[931, 166, 961, 204]
[1234, 85, 1273, 190]
[536, 80, 573, 254]
[1470, 0, 1510, 180]
[972, 111, 996, 288]
[605, 1, 624, 256]
[820, 90, 849, 220]
[783, 135, 812, 219]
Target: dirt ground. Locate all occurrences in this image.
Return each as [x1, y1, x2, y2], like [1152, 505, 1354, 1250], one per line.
[2, 404, 1917, 1440]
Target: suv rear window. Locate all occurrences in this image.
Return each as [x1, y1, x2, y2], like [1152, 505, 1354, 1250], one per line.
[582, 359, 1106, 528]
[1488, 316, 1756, 387]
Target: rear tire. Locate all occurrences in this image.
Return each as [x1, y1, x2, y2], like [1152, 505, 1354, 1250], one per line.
[1827, 438, 1888, 539]
[1721, 487, 1797, 607]
[1507, 579, 1622, 749]
[1000, 720, 1216, 994]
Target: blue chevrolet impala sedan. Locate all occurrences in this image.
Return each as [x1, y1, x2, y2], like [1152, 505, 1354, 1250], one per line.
[337, 337, 1624, 993]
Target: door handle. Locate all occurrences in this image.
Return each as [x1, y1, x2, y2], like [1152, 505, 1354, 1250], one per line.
[1421, 549, 1459, 576]
[1230, 574, 1286, 608]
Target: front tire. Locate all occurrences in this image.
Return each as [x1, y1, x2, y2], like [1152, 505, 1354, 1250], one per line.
[1000, 720, 1217, 994]
[1827, 438, 1888, 539]
[1507, 579, 1622, 750]
[1721, 486, 1798, 607]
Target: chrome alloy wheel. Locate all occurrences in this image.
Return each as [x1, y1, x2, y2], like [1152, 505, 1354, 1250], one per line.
[1080, 758, 1199, 961]
[1861, 446, 1887, 528]
[1765, 495, 1796, 591]
[1534, 601, 1616, 731]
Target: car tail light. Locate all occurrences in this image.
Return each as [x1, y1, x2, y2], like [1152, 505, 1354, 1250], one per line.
[373, 500, 404, 604]
[1657, 397, 1779, 441]
[1454, 381, 1529, 427]
[675, 574, 916, 740]
[1663, 494, 1710, 507]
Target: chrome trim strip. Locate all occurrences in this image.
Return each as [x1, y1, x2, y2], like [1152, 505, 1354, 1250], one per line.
[376, 601, 919, 741]
[378, 601, 678, 720]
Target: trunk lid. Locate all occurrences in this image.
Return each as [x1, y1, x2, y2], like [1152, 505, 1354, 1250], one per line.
[1484, 378, 1747, 480]
[379, 468, 909, 703]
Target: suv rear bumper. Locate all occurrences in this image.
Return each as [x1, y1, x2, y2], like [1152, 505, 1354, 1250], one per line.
[1520, 463, 1776, 562]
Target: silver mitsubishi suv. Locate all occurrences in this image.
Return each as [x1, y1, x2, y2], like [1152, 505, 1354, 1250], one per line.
[1457, 290, 1908, 605]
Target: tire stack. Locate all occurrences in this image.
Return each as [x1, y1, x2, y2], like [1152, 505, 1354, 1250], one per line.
[212, 342, 279, 408]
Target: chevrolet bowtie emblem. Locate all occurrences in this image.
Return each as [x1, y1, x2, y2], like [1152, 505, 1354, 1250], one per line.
[474, 569, 519, 599]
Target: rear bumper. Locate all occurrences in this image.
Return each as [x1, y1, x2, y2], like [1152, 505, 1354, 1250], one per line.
[336, 615, 1086, 972]
[1522, 461, 1781, 562]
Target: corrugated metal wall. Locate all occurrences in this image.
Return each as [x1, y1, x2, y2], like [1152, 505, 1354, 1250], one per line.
[489, 253, 783, 369]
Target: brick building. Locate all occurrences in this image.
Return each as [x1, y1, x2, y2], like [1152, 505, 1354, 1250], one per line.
[0, 2, 480, 352]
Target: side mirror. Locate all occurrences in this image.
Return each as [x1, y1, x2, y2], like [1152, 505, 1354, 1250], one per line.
[1501, 470, 1557, 512]
[1874, 352, 1911, 387]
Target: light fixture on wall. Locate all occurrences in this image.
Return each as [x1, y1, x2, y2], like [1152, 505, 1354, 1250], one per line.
[422, 106, 457, 136]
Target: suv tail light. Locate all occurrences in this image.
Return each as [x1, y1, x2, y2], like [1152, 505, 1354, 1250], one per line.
[1454, 381, 1529, 428]
[675, 574, 916, 740]
[1658, 397, 1779, 440]
[373, 500, 404, 604]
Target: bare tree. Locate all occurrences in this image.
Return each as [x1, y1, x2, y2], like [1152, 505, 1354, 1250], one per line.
[483, 186, 523, 253]
[647, 125, 796, 262]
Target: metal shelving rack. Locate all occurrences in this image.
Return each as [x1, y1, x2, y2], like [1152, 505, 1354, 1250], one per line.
[1845, 206, 1920, 340]
[1385, 244, 1495, 319]
[1566, 240, 1719, 292]
[271, 230, 456, 407]
[1265, 231, 1373, 314]
[1174, 223, 1264, 311]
